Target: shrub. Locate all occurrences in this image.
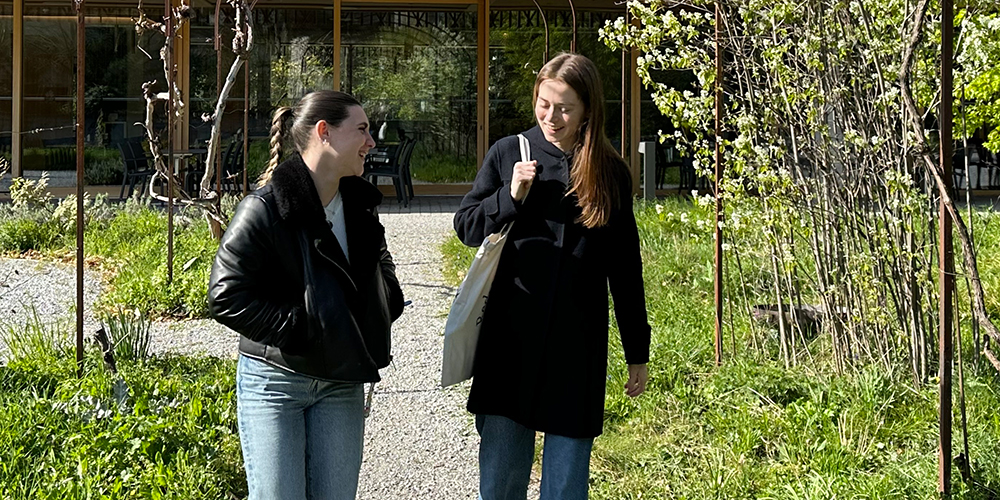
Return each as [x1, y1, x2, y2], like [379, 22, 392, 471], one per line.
[0, 216, 62, 252]
[10, 172, 51, 209]
[84, 158, 124, 185]
[100, 307, 153, 363]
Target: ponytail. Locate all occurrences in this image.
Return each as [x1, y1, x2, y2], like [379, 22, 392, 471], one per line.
[258, 106, 294, 185]
[256, 91, 362, 185]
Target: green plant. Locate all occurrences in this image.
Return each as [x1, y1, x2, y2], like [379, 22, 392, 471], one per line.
[10, 172, 52, 209]
[246, 138, 270, 184]
[410, 152, 477, 183]
[84, 158, 124, 185]
[0, 305, 72, 365]
[85, 203, 218, 318]
[0, 216, 62, 252]
[100, 307, 153, 363]
[0, 348, 245, 497]
[440, 233, 477, 287]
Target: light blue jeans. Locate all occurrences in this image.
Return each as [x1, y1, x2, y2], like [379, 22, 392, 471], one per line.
[476, 414, 595, 500]
[236, 355, 365, 500]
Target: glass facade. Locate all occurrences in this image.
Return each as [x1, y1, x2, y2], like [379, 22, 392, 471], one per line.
[188, 2, 336, 143]
[0, 1, 10, 164]
[13, 4, 163, 178]
[5, 0, 645, 190]
[22, 4, 76, 170]
[488, 7, 624, 150]
[342, 6, 478, 183]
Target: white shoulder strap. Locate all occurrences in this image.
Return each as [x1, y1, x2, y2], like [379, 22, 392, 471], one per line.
[501, 134, 532, 236]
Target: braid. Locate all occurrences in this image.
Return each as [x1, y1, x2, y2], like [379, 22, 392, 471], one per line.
[259, 106, 294, 185]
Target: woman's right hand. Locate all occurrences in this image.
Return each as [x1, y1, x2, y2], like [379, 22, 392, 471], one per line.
[510, 160, 537, 201]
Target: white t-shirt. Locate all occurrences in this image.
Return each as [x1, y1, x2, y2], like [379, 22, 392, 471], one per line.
[324, 192, 349, 263]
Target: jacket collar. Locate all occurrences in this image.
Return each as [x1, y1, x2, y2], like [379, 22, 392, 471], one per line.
[269, 153, 383, 223]
[524, 125, 573, 160]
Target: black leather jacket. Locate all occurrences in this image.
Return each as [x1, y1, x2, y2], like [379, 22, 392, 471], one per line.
[208, 155, 404, 383]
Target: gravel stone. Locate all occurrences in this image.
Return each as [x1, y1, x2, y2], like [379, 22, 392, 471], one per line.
[0, 258, 104, 357]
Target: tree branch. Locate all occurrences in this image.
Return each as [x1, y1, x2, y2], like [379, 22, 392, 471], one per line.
[897, 0, 1000, 356]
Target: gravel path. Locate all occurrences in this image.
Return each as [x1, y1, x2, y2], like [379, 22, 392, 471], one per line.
[358, 211, 479, 499]
[0, 209, 494, 498]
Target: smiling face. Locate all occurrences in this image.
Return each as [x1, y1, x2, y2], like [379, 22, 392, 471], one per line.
[534, 78, 587, 152]
[320, 105, 376, 177]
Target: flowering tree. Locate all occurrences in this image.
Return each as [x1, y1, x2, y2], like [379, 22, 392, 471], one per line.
[602, 0, 1000, 379]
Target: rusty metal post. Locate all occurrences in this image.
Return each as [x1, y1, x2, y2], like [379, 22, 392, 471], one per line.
[529, 0, 548, 63]
[620, 6, 626, 160]
[243, 54, 249, 195]
[939, 0, 954, 494]
[74, 0, 85, 378]
[567, 0, 576, 53]
[713, 1, 723, 367]
[165, 0, 174, 285]
[215, 0, 223, 197]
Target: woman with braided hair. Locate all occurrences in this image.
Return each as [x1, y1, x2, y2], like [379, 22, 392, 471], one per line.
[208, 90, 405, 499]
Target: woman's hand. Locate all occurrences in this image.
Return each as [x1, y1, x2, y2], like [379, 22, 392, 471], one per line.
[625, 364, 648, 398]
[510, 160, 537, 201]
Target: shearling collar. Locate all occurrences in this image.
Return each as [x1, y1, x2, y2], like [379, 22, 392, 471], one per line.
[269, 153, 383, 222]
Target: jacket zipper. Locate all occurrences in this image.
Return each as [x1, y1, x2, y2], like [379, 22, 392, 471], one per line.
[313, 238, 359, 293]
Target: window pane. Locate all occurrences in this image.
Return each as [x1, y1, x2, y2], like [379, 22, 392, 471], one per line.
[188, 3, 334, 181]
[22, 3, 76, 172]
[488, 8, 624, 150]
[0, 1, 11, 165]
[342, 7, 478, 183]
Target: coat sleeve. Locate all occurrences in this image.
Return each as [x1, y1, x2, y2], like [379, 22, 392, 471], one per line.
[453, 140, 522, 247]
[608, 193, 652, 365]
[208, 195, 304, 347]
[378, 231, 405, 321]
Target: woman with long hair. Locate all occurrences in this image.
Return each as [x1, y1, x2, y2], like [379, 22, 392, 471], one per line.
[209, 90, 404, 499]
[454, 53, 651, 499]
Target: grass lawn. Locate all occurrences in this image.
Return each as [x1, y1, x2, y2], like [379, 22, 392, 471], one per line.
[441, 199, 1000, 499]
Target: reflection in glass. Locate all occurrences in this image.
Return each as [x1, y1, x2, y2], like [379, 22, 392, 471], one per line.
[0, 1, 11, 164]
[488, 8, 624, 150]
[17, 4, 166, 184]
[188, 3, 334, 181]
[22, 4, 76, 173]
[342, 8, 478, 183]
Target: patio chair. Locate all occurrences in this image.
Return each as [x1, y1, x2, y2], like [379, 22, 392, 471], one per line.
[365, 137, 415, 206]
[221, 131, 245, 194]
[117, 138, 155, 199]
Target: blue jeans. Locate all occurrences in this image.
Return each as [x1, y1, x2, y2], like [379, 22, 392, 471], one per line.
[237, 355, 365, 500]
[476, 414, 594, 500]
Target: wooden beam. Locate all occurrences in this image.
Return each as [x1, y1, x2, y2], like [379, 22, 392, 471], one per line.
[476, 0, 489, 169]
[12, 0, 22, 177]
[342, 0, 475, 4]
[334, 0, 341, 91]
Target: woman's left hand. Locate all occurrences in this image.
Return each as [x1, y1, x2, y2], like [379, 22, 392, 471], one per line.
[625, 364, 648, 398]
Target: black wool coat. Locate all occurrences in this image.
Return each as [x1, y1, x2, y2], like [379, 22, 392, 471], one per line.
[454, 126, 651, 438]
[209, 155, 404, 383]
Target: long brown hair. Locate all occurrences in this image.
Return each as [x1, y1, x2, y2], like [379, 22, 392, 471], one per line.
[534, 53, 626, 229]
[258, 90, 362, 185]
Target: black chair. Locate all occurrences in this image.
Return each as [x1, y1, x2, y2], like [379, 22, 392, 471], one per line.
[396, 138, 417, 201]
[220, 131, 245, 194]
[365, 137, 415, 206]
[117, 138, 155, 199]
